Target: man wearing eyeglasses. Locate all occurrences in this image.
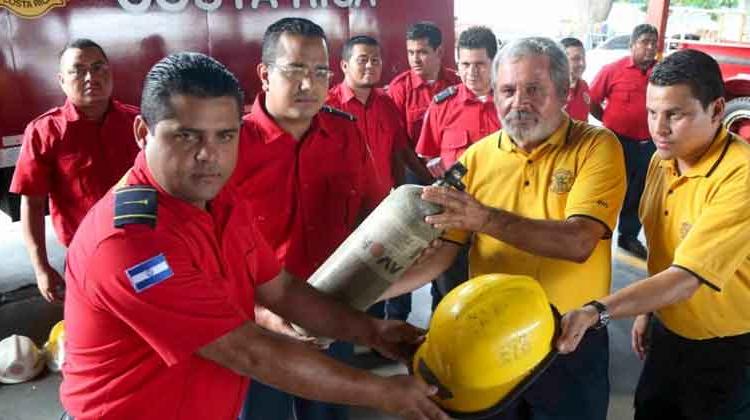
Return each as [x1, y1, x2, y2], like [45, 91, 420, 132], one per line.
[10, 38, 139, 303]
[232, 18, 382, 420]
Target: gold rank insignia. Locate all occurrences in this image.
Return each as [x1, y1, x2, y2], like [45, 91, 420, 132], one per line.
[114, 185, 158, 228]
[550, 169, 574, 194]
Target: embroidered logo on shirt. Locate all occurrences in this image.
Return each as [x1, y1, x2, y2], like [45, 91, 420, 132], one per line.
[583, 91, 591, 105]
[0, 0, 66, 18]
[550, 169, 574, 194]
[125, 254, 174, 293]
[680, 222, 692, 240]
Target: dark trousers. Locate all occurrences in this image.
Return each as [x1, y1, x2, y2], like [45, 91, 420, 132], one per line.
[430, 244, 470, 310]
[488, 327, 610, 420]
[616, 135, 655, 239]
[635, 319, 750, 420]
[239, 341, 353, 420]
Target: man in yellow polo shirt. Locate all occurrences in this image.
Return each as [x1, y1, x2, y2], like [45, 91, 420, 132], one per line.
[385, 37, 626, 420]
[558, 49, 750, 420]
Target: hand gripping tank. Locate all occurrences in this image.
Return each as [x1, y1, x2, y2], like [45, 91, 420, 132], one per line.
[305, 163, 467, 311]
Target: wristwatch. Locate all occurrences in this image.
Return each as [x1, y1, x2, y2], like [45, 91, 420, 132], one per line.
[584, 300, 610, 330]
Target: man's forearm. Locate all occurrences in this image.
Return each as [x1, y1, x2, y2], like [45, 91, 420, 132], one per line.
[601, 267, 701, 319]
[199, 322, 387, 406]
[20, 195, 51, 272]
[481, 208, 602, 263]
[380, 242, 460, 299]
[258, 273, 381, 347]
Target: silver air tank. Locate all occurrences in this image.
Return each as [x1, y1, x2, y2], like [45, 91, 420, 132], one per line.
[306, 163, 467, 311]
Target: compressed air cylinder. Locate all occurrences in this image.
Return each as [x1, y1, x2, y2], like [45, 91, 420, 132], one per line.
[305, 163, 467, 311]
[306, 185, 442, 310]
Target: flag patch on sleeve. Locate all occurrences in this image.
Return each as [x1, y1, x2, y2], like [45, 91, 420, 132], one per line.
[125, 254, 174, 293]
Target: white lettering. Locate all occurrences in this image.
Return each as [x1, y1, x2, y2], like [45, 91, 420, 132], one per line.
[118, 0, 376, 11]
[118, 0, 151, 13]
[196, 0, 221, 11]
[155, 0, 188, 12]
[251, 0, 277, 8]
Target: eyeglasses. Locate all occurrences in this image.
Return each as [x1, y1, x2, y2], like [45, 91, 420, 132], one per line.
[65, 62, 110, 80]
[268, 63, 333, 83]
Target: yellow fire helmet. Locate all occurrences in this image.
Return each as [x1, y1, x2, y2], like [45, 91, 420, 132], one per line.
[412, 274, 560, 419]
[43, 320, 65, 373]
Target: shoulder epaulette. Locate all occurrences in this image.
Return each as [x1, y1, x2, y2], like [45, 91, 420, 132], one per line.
[321, 105, 357, 122]
[114, 185, 158, 228]
[433, 86, 458, 103]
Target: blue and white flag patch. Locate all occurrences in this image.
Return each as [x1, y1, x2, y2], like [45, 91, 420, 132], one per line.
[125, 253, 174, 293]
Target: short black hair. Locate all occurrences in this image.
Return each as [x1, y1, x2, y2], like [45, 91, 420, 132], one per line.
[457, 26, 498, 60]
[59, 38, 108, 62]
[262, 17, 327, 64]
[560, 37, 584, 50]
[406, 21, 442, 50]
[342, 35, 379, 61]
[140, 52, 244, 129]
[649, 49, 723, 109]
[631, 24, 658, 45]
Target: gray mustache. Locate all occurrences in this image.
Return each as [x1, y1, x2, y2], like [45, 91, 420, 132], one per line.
[504, 110, 538, 122]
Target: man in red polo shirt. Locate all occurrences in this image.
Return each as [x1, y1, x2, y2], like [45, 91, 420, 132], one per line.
[417, 26, 500, 178]
[327, 35, 431, 324]
[590, 24, 658, 259]
[327, 35, 429, 202]
[561, 37, 590, 122]
[10, 39, 139, 303]
[61, 52, 447, 420]
[232, 18, 393, 420]
[388, 21, 461, 148]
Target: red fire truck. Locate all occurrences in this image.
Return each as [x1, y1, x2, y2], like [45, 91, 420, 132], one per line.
[0, 0, 455, 219]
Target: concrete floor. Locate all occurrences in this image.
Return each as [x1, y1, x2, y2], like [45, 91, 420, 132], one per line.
[0, 215, 646, 419]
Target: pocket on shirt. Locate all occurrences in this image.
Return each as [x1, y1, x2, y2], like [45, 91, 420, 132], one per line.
[441, 129, 470, 165]
[58, 153, 93, 198]
[612, 81, 640, 101]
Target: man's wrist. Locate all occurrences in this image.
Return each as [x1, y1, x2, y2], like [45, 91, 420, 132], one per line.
[477, 206, 501, 234]
[583, 300, 610, 329]
[33, 261, 53, 276]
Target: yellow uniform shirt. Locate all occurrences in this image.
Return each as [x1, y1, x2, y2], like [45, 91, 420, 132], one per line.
[443, 118, 626, 312]
[640, 127, 750, 340]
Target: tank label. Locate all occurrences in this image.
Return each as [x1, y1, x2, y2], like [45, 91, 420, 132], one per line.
[117, 0, 377, 13]
[0, 0, 66, 18]
[354, 217, 430, 281]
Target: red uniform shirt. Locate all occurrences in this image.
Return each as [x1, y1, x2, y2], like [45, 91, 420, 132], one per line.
[388, 67, 461, 147]
[61, 152, 280, 420]
[232, 94, 377, 279]
[327, 83, 408, 201]
[565, 79, 591, 122]
[416, 84, 501, 168]
[589, 56, 655, 140]
[9, 99, 139, 246]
